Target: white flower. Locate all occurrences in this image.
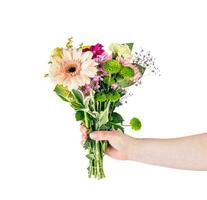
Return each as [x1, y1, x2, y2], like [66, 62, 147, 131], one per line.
[109, 43, 132, 59]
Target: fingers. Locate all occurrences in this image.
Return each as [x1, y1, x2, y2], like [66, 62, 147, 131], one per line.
[106, 146, 128, 160]
[80, 125, 88, 145]
[90, 130, 135, 156]
[81, 132, 88, 145]
[80, 124, 87, 134]
[90, 130, 119, 141]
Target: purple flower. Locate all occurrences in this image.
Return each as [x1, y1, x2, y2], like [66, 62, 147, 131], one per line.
[92, 75, 102, 90]
[95, 53, 112, 64]
[83, 43, 105, 59]
[82, 84, 92, 95]
[92, 75, 102, 82]
[94, 82, 100, 90]
[82, 75, 102, 95]
[98, 67, 109, 76]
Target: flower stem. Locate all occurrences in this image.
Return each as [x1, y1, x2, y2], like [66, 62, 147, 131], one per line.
[107, 73, 111, 91]
[95, 141, 105, 179]
[85, 100, 107, 179]
[84, 111, 89, 129]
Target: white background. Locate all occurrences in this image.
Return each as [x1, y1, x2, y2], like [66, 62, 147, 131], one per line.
[0, 0, 207, 199]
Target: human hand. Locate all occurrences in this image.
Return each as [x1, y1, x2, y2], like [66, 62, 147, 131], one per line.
[80, 125, 137, 160]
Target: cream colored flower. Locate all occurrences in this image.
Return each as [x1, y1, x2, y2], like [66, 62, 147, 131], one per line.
[49, 48, 97, 90]
[109, 43, 132, 59]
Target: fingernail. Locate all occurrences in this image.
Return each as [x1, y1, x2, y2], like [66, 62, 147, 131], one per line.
[90, 132, 97, 139]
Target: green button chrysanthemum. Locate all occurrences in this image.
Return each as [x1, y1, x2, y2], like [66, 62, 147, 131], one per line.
[108, 91, 121, 102]
[95, 92, 107, 102]
[120, 67, 135, 78]
[103, 59, 122, 74]
[130, 117, 142, 131]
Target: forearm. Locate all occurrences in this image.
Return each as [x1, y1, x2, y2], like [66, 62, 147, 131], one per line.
[128, 133, 207, 170]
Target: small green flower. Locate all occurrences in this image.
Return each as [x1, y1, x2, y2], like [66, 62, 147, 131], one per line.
[95, 92, 107, 102]
[130, 117, 142, 131]
[103, 59, 122, 74]
[108, 91, 120, 102]
[120, 67, 135, 78]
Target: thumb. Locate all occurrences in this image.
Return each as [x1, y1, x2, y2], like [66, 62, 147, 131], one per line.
[90, 131, 118, 141]
[90, 130, 134, 154]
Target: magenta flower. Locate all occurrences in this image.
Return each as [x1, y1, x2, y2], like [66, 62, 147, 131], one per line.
[83, 43, 105, 59]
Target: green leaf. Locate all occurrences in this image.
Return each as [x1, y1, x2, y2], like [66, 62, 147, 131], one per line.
[44, 73, 49, 77]
[99, 122, 112, 130]
[83, 139, 92, 150]
[103, 76, 115, 86]
[125, 43, 134, 51]
[58, 95, 69, 102]
[84, 109, 97, 119]
[136, 64, 146, 75]
[54, 84, 72, 102]
[112, 124, 124, 133]
[88, 99, 95, 112]
[98, 102, 110, 128]
[130, 117, 142, 131]
[70, 101, 85, 110]
[86, 153, 95, 160]
[112, 52, 118, 59]
[75, 110, 84, 121]
[72, 89, 84, 105]
[87, 114, 95, 128]
[111, 112, 124, 124]
[117, 79, 134, 88]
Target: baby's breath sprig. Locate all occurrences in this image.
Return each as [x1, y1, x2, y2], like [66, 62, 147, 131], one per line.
[134, 49, 160, 76]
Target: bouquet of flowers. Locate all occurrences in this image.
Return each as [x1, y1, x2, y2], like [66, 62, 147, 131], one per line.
[46, 37, 156, 179]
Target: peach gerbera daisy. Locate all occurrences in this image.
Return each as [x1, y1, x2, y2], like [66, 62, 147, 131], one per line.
[49, 48, 98, 90]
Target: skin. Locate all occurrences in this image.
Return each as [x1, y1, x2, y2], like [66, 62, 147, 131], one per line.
[80, 126, 207, 170]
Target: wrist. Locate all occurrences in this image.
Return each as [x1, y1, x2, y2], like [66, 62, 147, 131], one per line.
[125, 136, 140, 161]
